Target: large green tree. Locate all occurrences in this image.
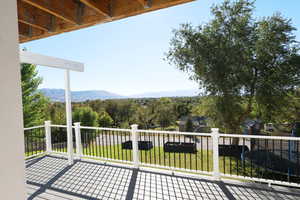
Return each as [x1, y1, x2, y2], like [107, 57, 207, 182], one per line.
[21, 63, 49, 127]
[98, 111, 114, 127]
[154, 98, 176, 129]
[47, 102, 66, 125]
[134, 106, 155, 129]
[167, 0, 300, 134]
[73, 106, 99, 127]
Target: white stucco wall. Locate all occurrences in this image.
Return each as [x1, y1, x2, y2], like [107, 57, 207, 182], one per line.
[0, 0, 26, 199]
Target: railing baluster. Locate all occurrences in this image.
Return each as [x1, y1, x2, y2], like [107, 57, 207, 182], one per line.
[223, 137, 225, 174]
[173, 133, 176, 168]
[297, 141, 299, 176]
[96, 130, 100, 157]
[201, 136, 203, 171]
[116, 130, 120, 160]
[92, 130, 95, 156]
[230, 137, 232, 175]
[189, 135, 192, 170]
[211, 128, 220, 179]
[207, 137, 209, 172]
[158, 133, 161, 166]
[88, 129, 92, 156]
[184, 134, 186, 169]
[243, 138, 245, 176]
[195, 135, 197, 171]
[131, 124, 139, 168]
[250, 138, 253, 178]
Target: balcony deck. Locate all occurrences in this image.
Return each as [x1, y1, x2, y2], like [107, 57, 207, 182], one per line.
[26, 155, 300, 200]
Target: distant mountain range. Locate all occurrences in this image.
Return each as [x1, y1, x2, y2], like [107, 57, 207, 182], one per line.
[39, 89, 124, 102]
[39, 88, 199, 102]
[129, 90, 199, 98]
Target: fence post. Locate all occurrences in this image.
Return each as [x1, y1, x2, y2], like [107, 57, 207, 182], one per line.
[45, 121, 52, 154]
[131, 124, 139, 168]
[212, 128, 220, 180]
[74, 122, 82, 159]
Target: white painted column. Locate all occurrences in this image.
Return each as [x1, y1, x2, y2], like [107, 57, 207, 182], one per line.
[0, 0, 26, 198]
[45, 121, 52, 153]
[131, 124, 139, 168]
[74, 122, 83, 159]
[65, 70, 74, 165]
[211, 128, 220, 180]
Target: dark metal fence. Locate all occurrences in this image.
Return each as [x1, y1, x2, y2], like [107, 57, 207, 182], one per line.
[51, 126, 68, 154]
[80, 128, 132, 163]
[219, 136, 300, 184]
[137, 131, 213, 173]
[24, 127, 46, 158]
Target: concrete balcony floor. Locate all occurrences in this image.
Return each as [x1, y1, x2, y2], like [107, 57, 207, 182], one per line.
[26, 155, 300, 200]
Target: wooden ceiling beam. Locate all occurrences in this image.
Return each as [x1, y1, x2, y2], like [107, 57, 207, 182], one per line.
[21, 0, 78, 25]
[79, 0, 110, 17]
[18, 1, 51, 32]
[135, 0, 152, 8]
[18, 20, 48, 32]
[18, 23, 31, 38]
[19, 0, 195, 43]
[18, 21, 44, 41]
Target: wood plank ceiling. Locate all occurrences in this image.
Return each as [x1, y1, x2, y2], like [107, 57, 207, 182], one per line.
[17, 0, 195, 43]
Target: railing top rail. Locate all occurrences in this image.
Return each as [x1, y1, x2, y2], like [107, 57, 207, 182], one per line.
[25, 123, 300, 141]
[136, 129, 211, 136]
[219, 133, 300, 141]
[24, 125, 44, 131]
[80, 126, 132, 132]
[50, 124, 68, 128]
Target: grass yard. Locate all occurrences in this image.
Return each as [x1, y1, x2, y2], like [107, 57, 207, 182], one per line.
[80, 144, 263, 178]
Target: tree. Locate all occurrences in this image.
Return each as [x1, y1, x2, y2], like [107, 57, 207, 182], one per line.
[104, 100, 137, 127]
[98, 111, 114, 127]
[185, 117, 194, 132]
[73, 106, 99, 127]
[154, 98, 176, 129]
[166, 0, 300, 134]
[174, 102, 192, 119]
[46, 102, 66, 125]
[21, 63, 49, 127]
[134, 106, 155, 129]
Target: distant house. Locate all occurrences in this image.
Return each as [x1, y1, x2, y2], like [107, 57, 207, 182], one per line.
[243, 119, 263, 135]
[179, 116, 207, 132]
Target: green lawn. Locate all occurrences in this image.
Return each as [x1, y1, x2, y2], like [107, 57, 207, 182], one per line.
[80, 144, 262, 177]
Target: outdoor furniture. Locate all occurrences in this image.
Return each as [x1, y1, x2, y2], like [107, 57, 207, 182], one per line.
[164, 142, 197, 153]
[122, 141, 153, 150]
[219, 145, 249, 157]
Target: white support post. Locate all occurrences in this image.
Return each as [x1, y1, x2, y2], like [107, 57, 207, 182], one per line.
[74, 122, 82, 159]
[131, 124, 139, 168]
[65, 69, 74, 165]
[0, 0, 26, 198]
[211, 128, 220, 180]
[45, 121, 52, 153]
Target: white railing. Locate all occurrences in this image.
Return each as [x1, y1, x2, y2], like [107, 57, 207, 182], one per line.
[24, 121, 300, 188]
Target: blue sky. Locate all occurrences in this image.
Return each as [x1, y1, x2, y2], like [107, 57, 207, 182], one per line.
[21, 0, 300, 96]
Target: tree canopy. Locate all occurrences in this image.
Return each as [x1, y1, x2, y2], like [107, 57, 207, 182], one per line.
[73, 106, 99, 127]
[21, 63, 49, 127]
[98, 111, 114, 127]
[166, 0, 300, 133]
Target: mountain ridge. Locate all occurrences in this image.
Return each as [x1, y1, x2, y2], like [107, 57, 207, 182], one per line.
[39, 88, 199, 102]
